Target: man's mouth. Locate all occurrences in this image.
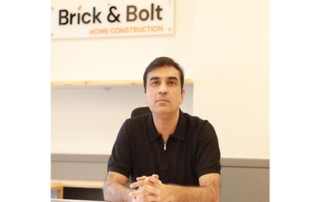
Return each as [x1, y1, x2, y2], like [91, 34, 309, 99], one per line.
[157, 99, 168, 102]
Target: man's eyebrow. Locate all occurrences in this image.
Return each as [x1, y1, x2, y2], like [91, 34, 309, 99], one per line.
[149, 76, 178, 81]
[168, 76, 178, 81]
[149, 77, 160, 81]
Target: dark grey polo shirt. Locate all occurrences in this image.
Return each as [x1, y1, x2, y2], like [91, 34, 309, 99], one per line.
[107, 110, 221, 186]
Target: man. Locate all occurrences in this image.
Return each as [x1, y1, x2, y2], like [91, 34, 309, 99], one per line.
[103, 57, 221, 202]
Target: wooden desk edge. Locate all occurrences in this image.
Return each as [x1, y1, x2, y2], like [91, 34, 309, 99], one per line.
[52, 180, 104, 189]
[51, 183, 63, 190]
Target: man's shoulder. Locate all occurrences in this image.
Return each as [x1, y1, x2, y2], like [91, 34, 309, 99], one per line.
[181, 111, 216, 131]
[124, 113, 150, 127]
[182, 111, 209, 124]
[129, 112, 150, 119]
[180, 112, 217, 139]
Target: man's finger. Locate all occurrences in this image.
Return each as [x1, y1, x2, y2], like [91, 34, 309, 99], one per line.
[129, 187, 160, 197]
[130, 184, 160, 195]
[136, 174, 159, 182]
[136, 175, 147, 181]
[130, 181, 145, 189]
[145, 176, 162, 184]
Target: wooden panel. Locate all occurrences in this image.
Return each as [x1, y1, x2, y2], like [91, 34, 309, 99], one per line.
[51, 79, 194, 87]
[221, 167, 269, 202]
[51, 161, 108, 181]
[221, 158, 269, 168]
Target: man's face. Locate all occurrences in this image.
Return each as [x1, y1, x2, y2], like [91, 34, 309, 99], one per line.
[144, 65, 185, 115]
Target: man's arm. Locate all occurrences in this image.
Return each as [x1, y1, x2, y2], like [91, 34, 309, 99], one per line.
[130, 173, 220, 202]
[103, 171, 133, 202]
[163, 173, 220, 202]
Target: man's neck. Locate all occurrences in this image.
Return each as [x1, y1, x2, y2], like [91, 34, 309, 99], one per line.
[152, 110, 180, 143]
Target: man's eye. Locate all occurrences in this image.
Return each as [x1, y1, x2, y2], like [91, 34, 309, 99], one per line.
[151, 82, 159, 85]
[169, 81, 176, 85]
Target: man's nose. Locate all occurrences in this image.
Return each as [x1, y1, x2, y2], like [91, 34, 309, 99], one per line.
[158, 83, 168, 94]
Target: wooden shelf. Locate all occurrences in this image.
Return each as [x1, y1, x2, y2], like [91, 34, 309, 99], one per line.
[51, 79, 193, 87]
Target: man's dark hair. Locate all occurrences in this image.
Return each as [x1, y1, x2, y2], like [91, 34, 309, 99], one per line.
[143, 57, 184, 92]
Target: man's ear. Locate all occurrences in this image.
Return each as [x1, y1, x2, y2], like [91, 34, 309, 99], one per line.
[180, 89, 185, 104]
[144, 93, 147, 104]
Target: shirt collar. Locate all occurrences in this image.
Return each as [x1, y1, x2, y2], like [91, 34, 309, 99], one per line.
[146, 109, 186, 142]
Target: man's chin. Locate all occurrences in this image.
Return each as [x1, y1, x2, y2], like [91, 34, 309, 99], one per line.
[152, 107, 175, 115]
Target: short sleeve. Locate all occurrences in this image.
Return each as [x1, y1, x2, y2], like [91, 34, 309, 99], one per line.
[107, 120, 133, 178]
[195, 121, 221, 177]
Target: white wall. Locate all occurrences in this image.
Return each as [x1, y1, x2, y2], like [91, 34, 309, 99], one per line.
[192, 0, 269, 158]
[51, 0, 269, 159]
[51, 85, 193, 154]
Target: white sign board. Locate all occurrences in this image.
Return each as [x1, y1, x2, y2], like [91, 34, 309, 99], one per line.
[51, 0, 175, 39]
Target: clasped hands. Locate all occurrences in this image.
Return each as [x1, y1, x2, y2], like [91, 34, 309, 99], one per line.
[129, 174, 165, 202]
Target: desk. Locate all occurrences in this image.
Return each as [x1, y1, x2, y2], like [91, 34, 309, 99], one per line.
[51, 180, 104, 189]
[51, 183, 63, 199]
[51, 180, 104, 201]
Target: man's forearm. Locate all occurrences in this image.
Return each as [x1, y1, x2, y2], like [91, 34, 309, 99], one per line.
[130, 174, 220, 202]
[162, 184, 220, 202]
[103, 181, 132, 202]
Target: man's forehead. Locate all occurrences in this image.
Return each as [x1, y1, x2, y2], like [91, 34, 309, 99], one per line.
[147, 66, 180, 79]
